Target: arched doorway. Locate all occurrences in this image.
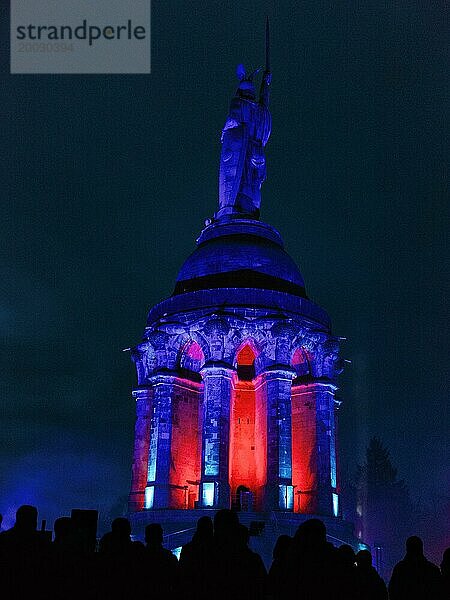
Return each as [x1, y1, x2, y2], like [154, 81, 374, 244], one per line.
[233, 485, 254, 512]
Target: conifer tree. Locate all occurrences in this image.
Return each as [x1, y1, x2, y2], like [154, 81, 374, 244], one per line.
[356, 437, 413, 579]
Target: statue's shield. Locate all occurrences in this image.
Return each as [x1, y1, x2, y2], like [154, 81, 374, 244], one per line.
[218, 124, 249, 209]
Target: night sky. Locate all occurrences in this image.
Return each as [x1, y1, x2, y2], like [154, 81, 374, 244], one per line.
[1, 1, 448, 537]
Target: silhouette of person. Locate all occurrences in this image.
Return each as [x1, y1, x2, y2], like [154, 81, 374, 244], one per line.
[48, 517, 93, 600]
[337, 543, 359, 599]
[238, 523, 267, 595]
[179, 516, 214, 600]
[99, 516, 132, 556]
[338, 543, 356, 567]
[97, 517, 145, 599]
[50, 516, 80, 599]
[211, 509, 266, 600]
[282, 518, 341, 600]
[267, 534, 292, 600]
[389, 536, 443, 600]
[355, 549, 388, 600]
[0, 505, 51, 600]
[144, 523, 179, 599]
[440, 548, 450, 598]
[54, 516, 73, 544]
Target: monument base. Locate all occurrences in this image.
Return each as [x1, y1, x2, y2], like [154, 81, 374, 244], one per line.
[129, 509, 362, 568]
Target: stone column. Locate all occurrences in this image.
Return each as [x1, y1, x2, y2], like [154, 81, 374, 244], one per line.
[291, 380, 337, 515]
[262, 366, 295, 511]
[291, 383, 317, 513]
[128, 387, 153, 512]
[315, 381, 338, 515]
[330, 394, 341, 516]
[149, 373, 176, 509]
[200, 363, 234, 508]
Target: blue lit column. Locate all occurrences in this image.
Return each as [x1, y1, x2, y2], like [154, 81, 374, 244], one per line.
[314, 381, 339, 516]
[330, 394, 341, 517]
[147, 373, 176, 509]
[262, 366, 295, 511]
[199, 363, 234, 508]
[129, 387, 153, 512]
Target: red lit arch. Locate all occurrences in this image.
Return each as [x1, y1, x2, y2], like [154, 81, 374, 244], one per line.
[236, 343, 257, 380]
[292, 347, 311, 378]
[178, 340, 205, 373]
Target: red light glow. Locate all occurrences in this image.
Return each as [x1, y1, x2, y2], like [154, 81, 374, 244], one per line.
[169, 383, 202, 508]
[291, 385, 317, 513]
[229, 344, 267, 511]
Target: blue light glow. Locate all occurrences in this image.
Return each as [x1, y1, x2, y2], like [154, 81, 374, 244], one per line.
[202, 482, 215, 507]
[144, 485, 154, 509]
[332, 492, 339, 517]
[279, 414, 292, 479]
[147, 409, 158, 482]
[204, 439, 219, 476]
[278, 484, 294, 510]
[330, 406, 337, 489]
[358, 542, 370, 552]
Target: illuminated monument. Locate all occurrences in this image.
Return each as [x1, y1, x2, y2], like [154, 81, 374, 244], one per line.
[128, 25, 348, 544]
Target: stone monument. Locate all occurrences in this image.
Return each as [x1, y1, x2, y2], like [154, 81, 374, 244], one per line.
[128, 23, 355, 557]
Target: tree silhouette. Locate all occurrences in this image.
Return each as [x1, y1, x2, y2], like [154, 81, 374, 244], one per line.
[356, 437, 414, 580]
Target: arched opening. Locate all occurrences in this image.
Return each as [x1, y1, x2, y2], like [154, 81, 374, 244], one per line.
[178, 340, 205, 378]
[229, 343, 267, 511]
[234, 485, 254, 512]
[292, 347, 311, 379]
[169, 340, 205, 509]
[236, 344, 256, 380]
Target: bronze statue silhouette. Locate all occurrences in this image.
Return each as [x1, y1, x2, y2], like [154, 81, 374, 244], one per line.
[218, 19, 272, 219]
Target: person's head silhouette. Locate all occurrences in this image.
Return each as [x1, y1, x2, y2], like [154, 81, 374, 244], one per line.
[338, 544, 356, 567]
[406, 536, 424, 558]
[15, 505, 38, 532]
[53, 517, 73, 544]
[214, 509, 239, 544]
[295, 518, 327, 550]
[145, 523, 163, 547]
[356, 549, 373, 570]
[194, 516, 213, 543]
[111, 517, 131, 540]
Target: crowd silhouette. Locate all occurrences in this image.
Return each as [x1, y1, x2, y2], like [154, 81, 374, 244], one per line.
[0, 505, 448, 599]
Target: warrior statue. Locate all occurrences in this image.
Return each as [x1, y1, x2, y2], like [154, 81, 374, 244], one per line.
[217, 19, 272, 220]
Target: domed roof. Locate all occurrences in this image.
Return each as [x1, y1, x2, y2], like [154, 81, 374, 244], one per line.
[173, 218, 306, 298]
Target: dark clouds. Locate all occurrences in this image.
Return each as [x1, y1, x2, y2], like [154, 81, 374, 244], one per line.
[1, 0, 448, 531]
